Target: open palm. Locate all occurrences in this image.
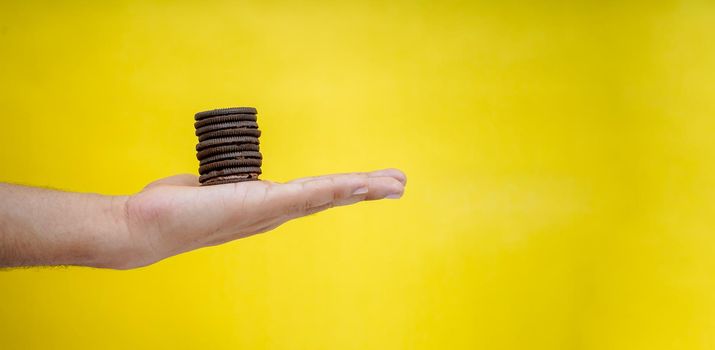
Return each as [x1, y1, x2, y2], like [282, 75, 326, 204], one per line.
[112, 169, 406, 269]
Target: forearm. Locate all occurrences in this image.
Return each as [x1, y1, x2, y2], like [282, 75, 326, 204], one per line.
[0, 183, 129, 268]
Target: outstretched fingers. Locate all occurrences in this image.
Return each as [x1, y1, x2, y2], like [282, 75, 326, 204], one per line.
[260, 170, 406, 220]
[288, 168, 407, 186]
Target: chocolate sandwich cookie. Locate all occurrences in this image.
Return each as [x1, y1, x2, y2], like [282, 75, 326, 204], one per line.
[194, 107, 257, 121]
[198, 128, 262, 142]
[194, 114, 258, 129]
[199, 151, 263, 166]
[199, 167, 263, 184]
[196, 144, 260, 160]
[194, 106, 263, 186]
[199, 159, 263, 175]
[196, 136, 260, 151]
[195, 121, 259, 136]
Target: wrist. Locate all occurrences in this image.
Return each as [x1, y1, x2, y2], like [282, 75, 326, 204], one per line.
[90, 194, 169, 270]
[80, 195, 136, 269]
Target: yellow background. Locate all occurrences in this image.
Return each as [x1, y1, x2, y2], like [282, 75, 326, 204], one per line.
[2, 1, 715, 349]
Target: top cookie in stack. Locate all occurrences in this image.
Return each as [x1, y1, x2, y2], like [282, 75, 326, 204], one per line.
[194, 107, 263, 186]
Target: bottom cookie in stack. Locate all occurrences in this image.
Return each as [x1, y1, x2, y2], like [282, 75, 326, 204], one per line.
[194, 107, 263, 186]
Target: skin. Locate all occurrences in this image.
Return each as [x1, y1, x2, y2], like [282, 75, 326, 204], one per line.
[0, 168, 406, 270]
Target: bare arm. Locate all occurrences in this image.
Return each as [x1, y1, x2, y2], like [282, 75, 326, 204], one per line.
[0, 169, 406, 269]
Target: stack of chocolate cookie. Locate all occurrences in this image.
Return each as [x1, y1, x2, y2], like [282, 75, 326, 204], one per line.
[194, 107, 262, 186]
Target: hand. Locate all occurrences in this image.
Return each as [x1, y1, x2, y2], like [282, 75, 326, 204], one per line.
[104, 169, 406, 269]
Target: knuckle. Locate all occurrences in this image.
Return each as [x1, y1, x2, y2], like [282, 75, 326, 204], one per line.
[302, 199, 316, 212]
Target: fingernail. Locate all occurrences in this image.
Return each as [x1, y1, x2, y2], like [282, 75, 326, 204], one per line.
[352, 186, 369, 195]
[385, 193, 402, 199]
